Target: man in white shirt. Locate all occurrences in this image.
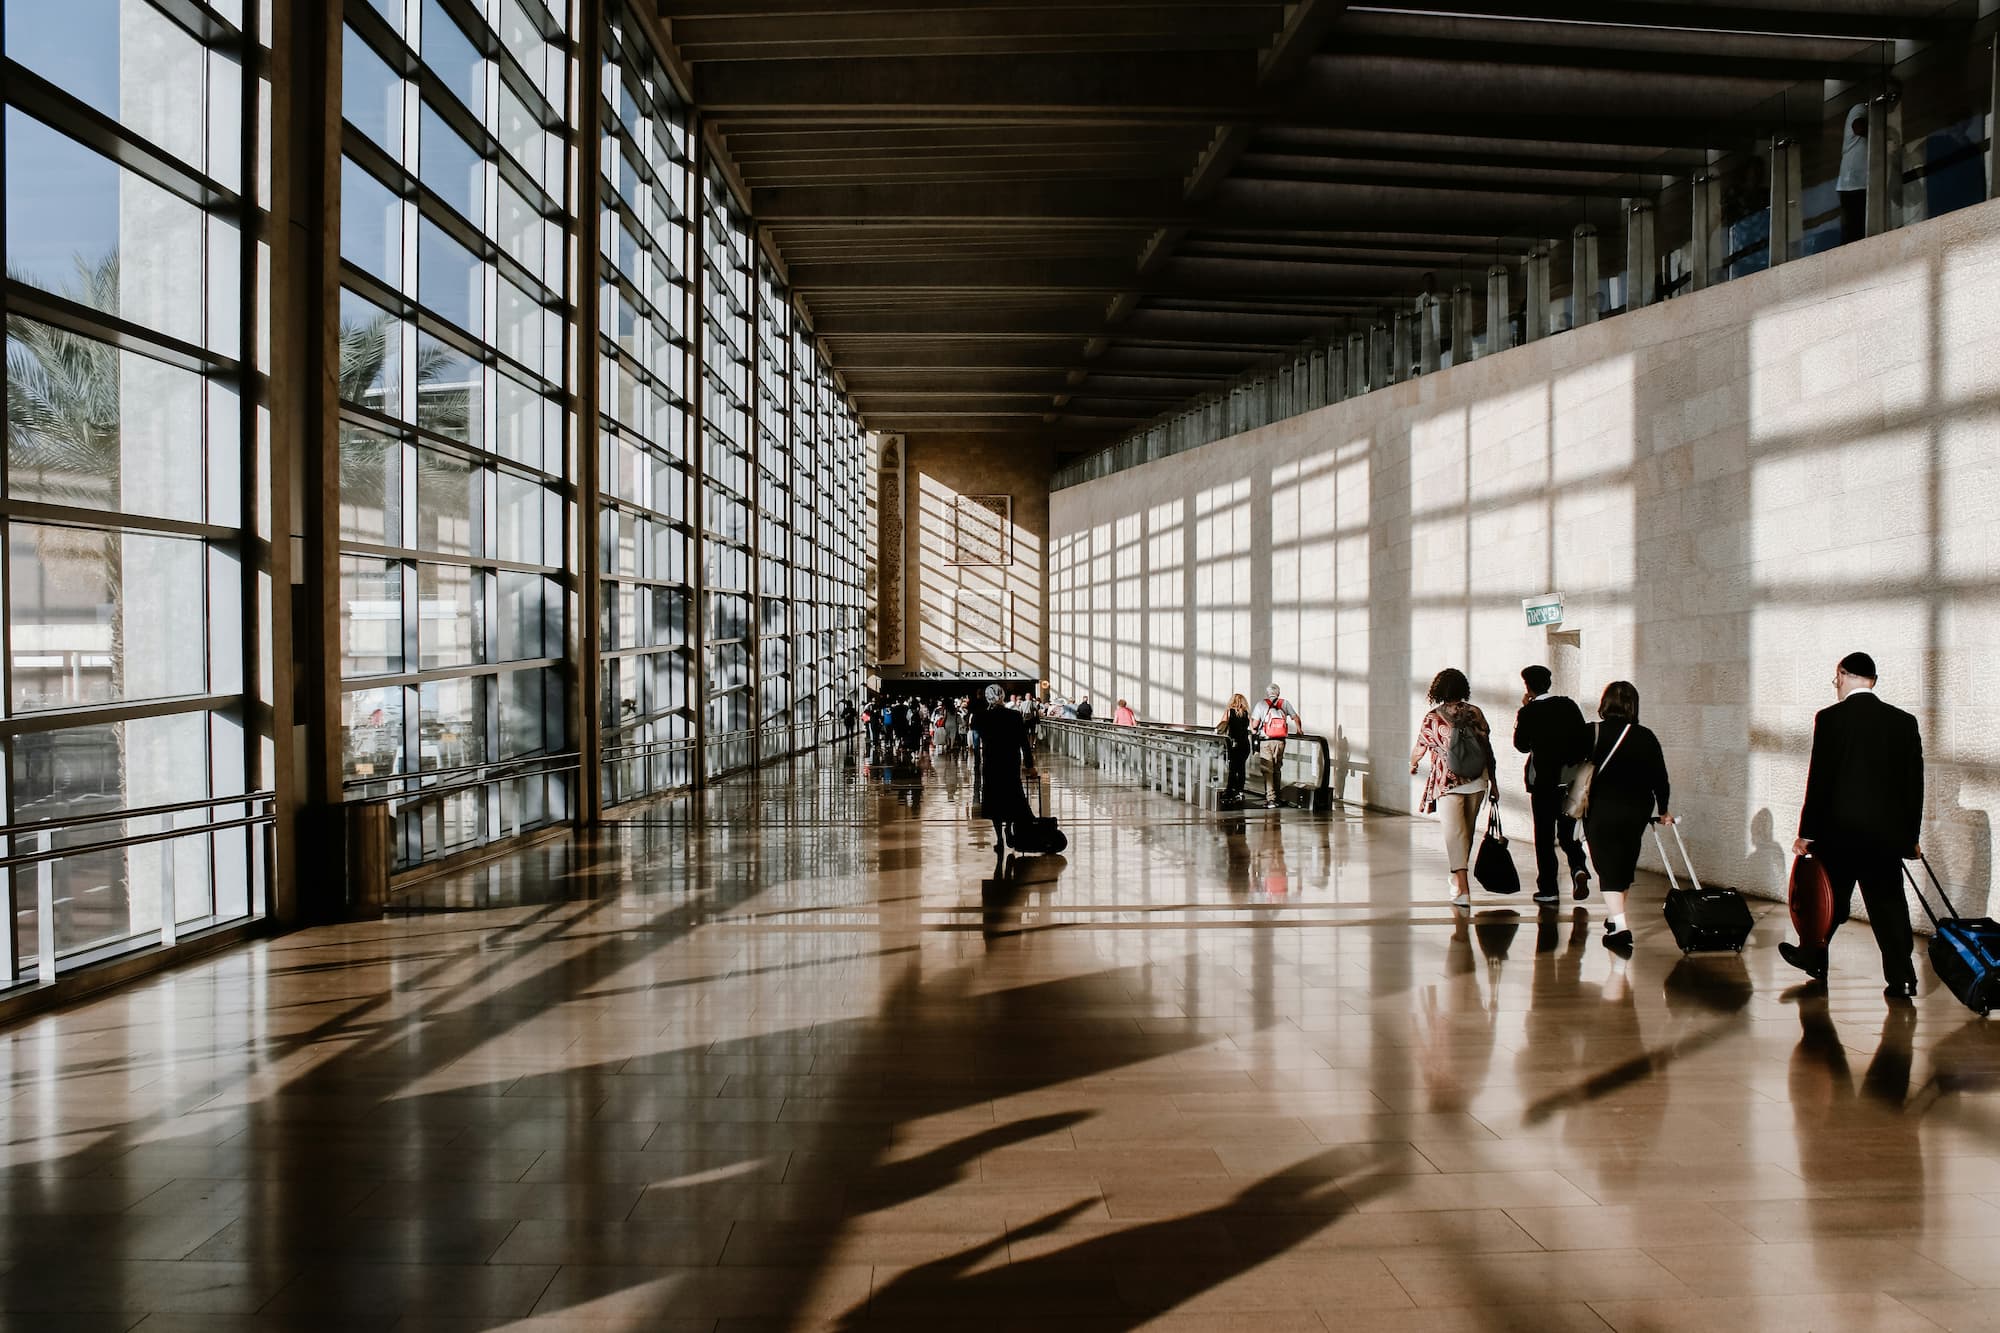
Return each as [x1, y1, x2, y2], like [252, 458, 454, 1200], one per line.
[1250, 684, 1303, 810]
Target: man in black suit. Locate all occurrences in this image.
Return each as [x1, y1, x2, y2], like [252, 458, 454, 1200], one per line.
[1782, 652, 1925, 997]
[1513, 665, 1591, 909]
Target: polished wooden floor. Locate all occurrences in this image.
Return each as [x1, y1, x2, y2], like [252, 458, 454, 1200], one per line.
[2, 747, 1996, 1332]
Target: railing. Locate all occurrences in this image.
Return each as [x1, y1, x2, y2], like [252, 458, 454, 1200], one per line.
[343, 752, 580, 872]
[1036, 720, 1229, 808]
[1039, 719, 1336, 811]
[601, 737, 697, 808]
[0, 792, 276, 988]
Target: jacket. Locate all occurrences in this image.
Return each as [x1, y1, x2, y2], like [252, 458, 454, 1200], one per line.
[1513, 694, 1589, 792]
[1798, 691, 1924, 856]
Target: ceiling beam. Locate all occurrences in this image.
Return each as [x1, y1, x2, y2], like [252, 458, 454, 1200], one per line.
[694, 52, 1265, 117]
[1373, 1, 1959, 43]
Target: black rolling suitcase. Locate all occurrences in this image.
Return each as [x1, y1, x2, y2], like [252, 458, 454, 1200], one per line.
[1656, 821, 1753, 953]
[1010, 777, 1068, 855]
[1907, 855, 2000, 1016]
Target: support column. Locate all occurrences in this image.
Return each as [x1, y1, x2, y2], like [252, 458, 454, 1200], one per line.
[1571, 224, 1598, 326]
[1418, 294, 1441, 374]
[1690, 169, 1717, 291]
[1770, 137, 1802, 265]
[1485, 264, 1511, 356]
[1989, 38, 2000, 200]
[1626, 199, 1656, 310]
[1865, 94, 1890, 237]
[1368, 320, 1391, 388]
[1450, 284, 1474, 366]
[573, 10, 605, 822]
[1522, 245, 1550, 343]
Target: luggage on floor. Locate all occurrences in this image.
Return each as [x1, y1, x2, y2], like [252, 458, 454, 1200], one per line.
[1011, 778, 1068, 855]
[1906, 855, 2000, 1016]
[1656, 821, 1753, 953]
[1789, 853, 1836, 951]
[1472, 792, 1521, 895]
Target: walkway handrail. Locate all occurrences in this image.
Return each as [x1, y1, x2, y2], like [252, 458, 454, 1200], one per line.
[342, 752, 581, 805]
[0, 791, 276, 842]
[1042, 718, 1334, 810]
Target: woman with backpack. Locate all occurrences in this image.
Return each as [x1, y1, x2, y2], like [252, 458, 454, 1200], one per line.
[1410, 668, 1496, 910]
[1577, 680, 1674, 952]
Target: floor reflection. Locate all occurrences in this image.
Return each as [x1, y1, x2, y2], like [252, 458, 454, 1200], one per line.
[0, 751, 1989, 1327]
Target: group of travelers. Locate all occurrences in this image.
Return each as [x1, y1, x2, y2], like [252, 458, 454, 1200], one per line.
[1410, 652, 1926, 997]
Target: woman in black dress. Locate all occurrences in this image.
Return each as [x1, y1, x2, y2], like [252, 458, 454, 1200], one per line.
[971, 684, 1032, 855]
[1582, 680, 1674, 951]
[1217, 692, 1252, 801]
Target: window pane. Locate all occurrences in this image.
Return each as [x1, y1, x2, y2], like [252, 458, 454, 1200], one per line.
[343, 25, 404, 155]
[498, 665, 554, 757]
[339, 555, 402, 676]
[6, 323, 205, 524]
[419, 101, 483, 224]
[6, 110, 204, 345]
[338, 426, 402, 547]
[6, 0, 205, 170]
[418, 217, 482, 336]
[10, 523, 206, 711]
[414, 336, 480, 452]
[338, 288, 404, 416]
[11, 710, 209, 963]
[422, 0, 486, 117]
[417, 561, 479, 669]
[417, 676, 485, 770]
[342, 685, 404, 782]
[340, 157, 402, 286]
[497, 570, 552, 661]
[414, 447, 480, 556]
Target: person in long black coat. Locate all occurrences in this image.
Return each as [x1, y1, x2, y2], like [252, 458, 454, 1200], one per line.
[1581, 680, 1673, 953]
[1784, 651, 1925, 995]
[970, 685, 1032, 854]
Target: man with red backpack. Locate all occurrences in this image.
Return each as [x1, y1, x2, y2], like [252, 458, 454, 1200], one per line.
[1250, 683, 1303, 809]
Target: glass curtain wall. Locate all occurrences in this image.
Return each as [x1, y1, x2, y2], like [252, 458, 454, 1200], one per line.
[335, 0, 576, 871]
[597, 0, 694, 806]
[699, 169, 754, 779]
[1, 0, 259, 978]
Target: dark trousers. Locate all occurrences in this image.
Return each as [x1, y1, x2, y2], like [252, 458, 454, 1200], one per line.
[1819, 844, 1917, 986]
[1226, 744, 1249, 795]
[1840, 189, 1866, 246]
[1529, 785, 1587, 895]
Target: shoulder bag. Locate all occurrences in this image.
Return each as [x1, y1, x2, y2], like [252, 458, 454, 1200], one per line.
[1563, 722, 1631, 821]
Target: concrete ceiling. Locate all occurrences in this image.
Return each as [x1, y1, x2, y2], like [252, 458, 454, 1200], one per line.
[657, 0, 1971, 459]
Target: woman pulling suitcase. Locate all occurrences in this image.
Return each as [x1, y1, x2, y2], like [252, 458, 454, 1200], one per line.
[1573, 681, 1674, 952]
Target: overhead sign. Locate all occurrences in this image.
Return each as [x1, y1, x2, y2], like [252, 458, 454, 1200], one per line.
[1523, 593, 1564, 628]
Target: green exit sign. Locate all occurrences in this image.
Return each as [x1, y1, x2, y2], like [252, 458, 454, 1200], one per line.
[1524, 595, 1564, 628]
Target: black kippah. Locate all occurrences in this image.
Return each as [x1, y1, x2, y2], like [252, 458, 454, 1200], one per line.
[1839, 651, 1877, 680]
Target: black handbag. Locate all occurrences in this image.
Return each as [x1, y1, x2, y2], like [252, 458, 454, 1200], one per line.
[1473, 792, 1521, 894]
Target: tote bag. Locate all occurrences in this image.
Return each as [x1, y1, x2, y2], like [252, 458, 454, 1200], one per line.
[1473, 792, 1521, 895]
[1563, 723, 1631, 821]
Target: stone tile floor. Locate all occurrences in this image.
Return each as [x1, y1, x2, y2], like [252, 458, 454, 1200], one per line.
[0, 746, 1994, 1330]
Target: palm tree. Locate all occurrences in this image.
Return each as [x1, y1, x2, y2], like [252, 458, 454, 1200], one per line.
[6, 255, 128, 726]
[6, 255, 121, 513]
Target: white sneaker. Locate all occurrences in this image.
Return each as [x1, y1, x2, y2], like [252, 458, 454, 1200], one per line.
[1451, 892, 1471, 910]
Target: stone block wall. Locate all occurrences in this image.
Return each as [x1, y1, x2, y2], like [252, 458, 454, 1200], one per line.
[884, 434, 1053, 685]
[1050, 200, 2000, 915]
